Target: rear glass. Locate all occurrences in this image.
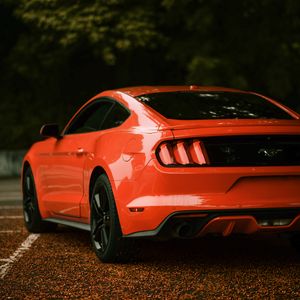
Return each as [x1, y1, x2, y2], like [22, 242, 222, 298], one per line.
[136, 92, 293, 120]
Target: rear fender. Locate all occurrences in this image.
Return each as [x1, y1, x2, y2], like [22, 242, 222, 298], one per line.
[83, 129, 174, 230]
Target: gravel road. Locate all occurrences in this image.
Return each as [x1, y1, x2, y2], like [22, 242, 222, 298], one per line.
[1, 178, 300, 299]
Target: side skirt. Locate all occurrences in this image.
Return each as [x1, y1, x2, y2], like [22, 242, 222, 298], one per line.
[44, 218, 91, 231]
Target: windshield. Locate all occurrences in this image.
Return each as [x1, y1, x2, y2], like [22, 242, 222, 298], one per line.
[136, 91, 293, 120]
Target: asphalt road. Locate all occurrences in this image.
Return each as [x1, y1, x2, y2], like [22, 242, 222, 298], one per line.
[1, 178, 300, 299]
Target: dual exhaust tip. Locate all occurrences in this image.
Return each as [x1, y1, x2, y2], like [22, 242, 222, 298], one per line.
[172, 218, 294, 239]
[173, 221, 195, 238]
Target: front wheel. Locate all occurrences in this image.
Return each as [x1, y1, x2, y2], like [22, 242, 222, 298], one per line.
[90, 174, 134, 263]
[22, 167, 56, 233]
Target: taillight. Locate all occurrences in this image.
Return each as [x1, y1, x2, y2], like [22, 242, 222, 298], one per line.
[157, 139, 210, 167]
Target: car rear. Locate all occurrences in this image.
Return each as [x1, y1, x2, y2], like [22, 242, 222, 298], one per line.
[123, 89, 300, 240]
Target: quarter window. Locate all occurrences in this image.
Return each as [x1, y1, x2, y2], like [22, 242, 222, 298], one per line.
[64, 99, 130, 135]
[65, 101, 113, 134]
[102, 103, 130, 130]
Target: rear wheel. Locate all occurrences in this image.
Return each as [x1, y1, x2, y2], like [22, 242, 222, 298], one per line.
[90, 174, 134, 263]
[22, 167, 56, 233]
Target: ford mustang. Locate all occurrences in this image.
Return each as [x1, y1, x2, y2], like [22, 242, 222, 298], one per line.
[22, 85, 300, 262]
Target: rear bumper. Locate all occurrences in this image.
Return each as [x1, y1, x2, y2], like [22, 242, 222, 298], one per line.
[125, 208, 300, 238]
[116, 160, 300, 236]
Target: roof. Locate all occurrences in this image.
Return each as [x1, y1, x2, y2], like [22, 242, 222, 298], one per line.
[114, 85, 246, 97]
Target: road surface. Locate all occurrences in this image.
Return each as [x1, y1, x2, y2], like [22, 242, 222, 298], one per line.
[1, 178, 300, 299]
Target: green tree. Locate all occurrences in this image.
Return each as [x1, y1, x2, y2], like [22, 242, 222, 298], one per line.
[1, 0, 300, 150]
[15, 0, 164, 64]
[162, 0, 300, 109]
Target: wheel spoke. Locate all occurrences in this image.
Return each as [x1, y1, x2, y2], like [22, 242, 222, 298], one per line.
[101, 225, 108, 246]
[93, 193, 103, 216]
[25, 176, 34, 196]
[92, 219, 103, 240]
[23, 202, 33, 223]
[24, 211, 29, 222]
[26, 176, 31, 191]
[99, 191, 107, 212]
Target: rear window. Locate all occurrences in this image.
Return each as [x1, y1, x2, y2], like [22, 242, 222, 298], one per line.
[136, 92, 293, 120]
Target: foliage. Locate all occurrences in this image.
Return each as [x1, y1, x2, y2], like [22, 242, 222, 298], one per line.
[16, 0, 164, 64]
[1, 0, 300, 149]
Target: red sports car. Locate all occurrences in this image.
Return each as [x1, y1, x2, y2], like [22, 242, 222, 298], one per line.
[22, 85, 300, 262]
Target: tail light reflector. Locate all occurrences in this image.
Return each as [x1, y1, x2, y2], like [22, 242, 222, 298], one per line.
[158, 143, 175, 165]
[189, 140, 210, 165]
[173, 141, 190, 164]
[157, 139, 209, 167]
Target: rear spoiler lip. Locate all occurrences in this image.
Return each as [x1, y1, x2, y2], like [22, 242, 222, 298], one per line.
[158, 119, 300, 131]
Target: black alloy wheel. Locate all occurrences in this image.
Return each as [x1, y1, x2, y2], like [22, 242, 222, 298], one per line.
[22, 167, 56, 232]
[90, 174, 134, 263]
[23, 169, 35, 226]
[91, 184, 111, 253]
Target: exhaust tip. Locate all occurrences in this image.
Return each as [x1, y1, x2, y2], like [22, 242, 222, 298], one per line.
[173, 222, 194, 238]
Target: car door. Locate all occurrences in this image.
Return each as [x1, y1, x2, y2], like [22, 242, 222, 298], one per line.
[43, 99, 114, 218]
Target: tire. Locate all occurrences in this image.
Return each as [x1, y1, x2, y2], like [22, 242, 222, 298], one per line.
[22, 167, 57, 233]
[90, 174, 134, 263]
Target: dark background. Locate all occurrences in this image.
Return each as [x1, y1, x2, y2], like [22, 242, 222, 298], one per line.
[1, 0, 300, 150]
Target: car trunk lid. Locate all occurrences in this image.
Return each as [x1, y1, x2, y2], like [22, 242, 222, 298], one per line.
[158, 119, 300, 167]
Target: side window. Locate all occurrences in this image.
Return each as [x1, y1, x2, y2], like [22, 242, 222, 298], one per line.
[65, 101, 113, 134]
[101, 102, 130, 130]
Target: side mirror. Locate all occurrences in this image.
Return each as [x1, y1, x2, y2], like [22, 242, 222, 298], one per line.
[40, 124, 61, 138]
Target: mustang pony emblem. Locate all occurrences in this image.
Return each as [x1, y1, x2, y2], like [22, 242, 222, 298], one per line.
[258, 148, 283, 157]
